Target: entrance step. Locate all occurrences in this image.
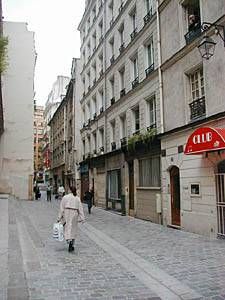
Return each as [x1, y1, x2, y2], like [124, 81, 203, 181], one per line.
[167, 224, 181, 230]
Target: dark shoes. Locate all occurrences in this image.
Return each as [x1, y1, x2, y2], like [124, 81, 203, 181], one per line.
[68, 241, 74, 252]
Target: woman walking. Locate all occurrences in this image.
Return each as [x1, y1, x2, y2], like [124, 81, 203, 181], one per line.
[57, 186, 85, 252]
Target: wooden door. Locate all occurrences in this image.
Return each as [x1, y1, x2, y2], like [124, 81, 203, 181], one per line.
[129, 161, 134, 215]
[170, 166, 181, 226]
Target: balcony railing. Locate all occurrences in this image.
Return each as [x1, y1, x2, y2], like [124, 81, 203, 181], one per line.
[147, 123, 156, 131]
[119, 43, 125, 54]
[185, 26, 202, 45]
[110, 18, 114, 26]
[93, 112, 97, 120]
[100, 106, 104, 113]
[145, 63, 154, 77]
[189, 97, 206, 120]
[144, 9, 153, 25]
[120, 137, 127, 148]
[132, 77, 139, 89]
[111, 142, 116, 151]
[110, 55, 115, 64]
[119, 2, 124, 13]
[120, 88, 126, 98]
[110, 97, 115, 105]
[130, 28, 138, 41]
[100, 146, 104, 153]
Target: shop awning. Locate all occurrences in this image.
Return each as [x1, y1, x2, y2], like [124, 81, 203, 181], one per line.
[184, 127, 225, 155]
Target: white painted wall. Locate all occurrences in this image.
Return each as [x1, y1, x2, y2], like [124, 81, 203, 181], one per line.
[0, 22, 36, 199]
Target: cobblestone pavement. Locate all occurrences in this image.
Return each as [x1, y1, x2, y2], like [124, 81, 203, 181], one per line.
[0, 194, 225, 300]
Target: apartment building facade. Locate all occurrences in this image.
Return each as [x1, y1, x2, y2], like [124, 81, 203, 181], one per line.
[49, 59, 82, 193]
[34, 105, 45, 179]
[79, 0, 162, 222]
[42, 76, 70, 184]
[159, 0, 225, 238]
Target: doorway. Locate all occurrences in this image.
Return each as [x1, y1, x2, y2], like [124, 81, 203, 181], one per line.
[170, 166, 181, 226]
[129, 161, 134, 216]
[216, 160, 225, 238]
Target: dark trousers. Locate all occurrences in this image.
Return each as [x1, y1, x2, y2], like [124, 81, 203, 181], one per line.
[88, 205, 92, 214]
[47, 192, 51, 201]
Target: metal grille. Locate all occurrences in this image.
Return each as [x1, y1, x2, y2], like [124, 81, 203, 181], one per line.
[215, 173, 225, 238]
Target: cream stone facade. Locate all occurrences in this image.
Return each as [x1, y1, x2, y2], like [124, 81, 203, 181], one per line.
[78, 0, 162, 221]
[159, 0, 225, 238]
[0, 22, 36, 199]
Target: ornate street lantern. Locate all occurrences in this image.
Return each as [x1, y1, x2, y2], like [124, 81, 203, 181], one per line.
[198, 35, 216, 60]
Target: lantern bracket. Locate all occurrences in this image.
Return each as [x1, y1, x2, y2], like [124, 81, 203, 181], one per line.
[201, 22, 225, 47]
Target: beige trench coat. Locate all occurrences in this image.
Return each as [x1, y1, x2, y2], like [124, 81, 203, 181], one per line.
[58, 193, 85, 240]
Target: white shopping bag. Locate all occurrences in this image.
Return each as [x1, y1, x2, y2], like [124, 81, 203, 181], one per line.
[53, 222, 64, 241]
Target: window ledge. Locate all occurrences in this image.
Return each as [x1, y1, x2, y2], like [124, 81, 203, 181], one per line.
[137, 186, 161, 190]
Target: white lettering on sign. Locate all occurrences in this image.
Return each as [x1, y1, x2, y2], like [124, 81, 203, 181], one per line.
[192, 132, 212, 144]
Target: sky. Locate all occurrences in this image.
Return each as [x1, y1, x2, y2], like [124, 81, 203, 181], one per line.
[3, 0, 85, 106]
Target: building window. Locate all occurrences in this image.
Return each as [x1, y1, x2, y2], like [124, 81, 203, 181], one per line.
[189, 68, 205, 120]
[92, 95, 97, 116]
[147, 96, 156, 128]
[120, 114, 126, 139]
[139, 156, 160, 187]
[146, 0, 153, 13]
[99, 127, 104, 149]
[119, 66, 125, 91]
[99, 88, 104, 111]
[146, 37, 154, 68]
[109, 76, 115, 99]
[109, 0, 114, 24]
[109, 37, 114, 63]
[110, 120, 116, 143]
[131, 8, 136, 31]
[99, 20, 103, 40]
[119, 23, 124, 45]
[92, 31, 96, 51]
[92, 62, 97, 84]
[133, 106, 140, 133]
[82, 139, 85, 155]
[133, 56, 138, 80]
[108, 169, 121, 200]
[92, 132, 97, 152]
[190, 68, 205, 101]
[183, 0, 201, 44]
[87, 102, 91, 120]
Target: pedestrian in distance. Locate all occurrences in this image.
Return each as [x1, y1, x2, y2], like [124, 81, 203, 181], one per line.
[47, 184, 52, 202]
[35, 185, 41, 200]
[84, 188, 93, 214]
[58, 184, 65, 200]
[57, 186, 85, 252]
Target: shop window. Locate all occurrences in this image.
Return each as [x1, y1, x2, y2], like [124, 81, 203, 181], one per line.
[139, 156, 160, 187]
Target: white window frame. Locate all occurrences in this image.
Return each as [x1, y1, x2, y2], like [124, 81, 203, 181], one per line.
[146, 37, 154, 68]
[120, 114, 127, 139]
[190, 68, 204, 102]
[147, 96, 156, 127]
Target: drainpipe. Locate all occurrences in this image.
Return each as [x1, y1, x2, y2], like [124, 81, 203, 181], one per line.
[156, 0, 164, 134]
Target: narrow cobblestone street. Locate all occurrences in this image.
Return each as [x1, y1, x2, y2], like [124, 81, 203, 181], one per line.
[1, 195, 225, 300]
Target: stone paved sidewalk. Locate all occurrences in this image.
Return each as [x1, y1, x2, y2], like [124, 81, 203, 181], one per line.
[1, 195, 225, 299]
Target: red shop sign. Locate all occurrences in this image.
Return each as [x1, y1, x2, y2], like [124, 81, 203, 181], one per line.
[184, 127, 225, 155]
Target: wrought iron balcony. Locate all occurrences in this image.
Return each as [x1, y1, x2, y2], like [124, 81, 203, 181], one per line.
[130, 28, 137, 41]
[120, 88, 126, 98]
[144, 9, 153, 25]
[119, 43, 125, 54]
[184, 26, 202, 45]
[82, 122, 86, 128]
[100, 106, 104, 113]
[132, 77, 139, 89]
[111, 142, 116, 151]
[110, 18, 114, 26]
[189, 97, 206, 120]
[145, 63, 154, 77]
[100, 146, 104, 153]
[93, 149, 97, 155]
[120, 137, 127, 148]
[110, 97, 115, 105]
[119, 2, 124, 13]
[110, 55, 115, 64]
[147, 123, 156, 131]
[87, 118, 91, 125]
[83, 91, 86, 97]
[93, 112, 97, 120]
[99, 36, 103, 44]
